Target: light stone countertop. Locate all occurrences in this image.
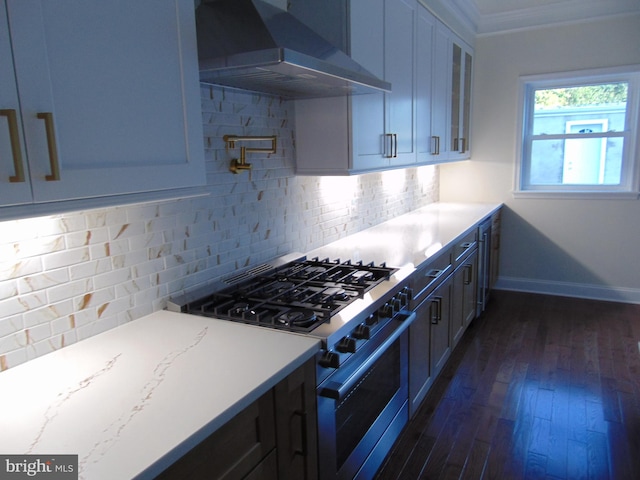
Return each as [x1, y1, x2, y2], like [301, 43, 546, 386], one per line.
[0, 202, 501, 480]
[0, 311, 320, 480]
[308, 202, 502, 269]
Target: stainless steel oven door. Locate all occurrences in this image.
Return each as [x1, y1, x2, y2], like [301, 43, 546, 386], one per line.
[317, 311, 415, 480]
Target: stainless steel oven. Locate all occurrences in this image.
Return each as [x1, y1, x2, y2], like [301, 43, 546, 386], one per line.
[316, 309, 415, 480]
[168, 254, 415, 479]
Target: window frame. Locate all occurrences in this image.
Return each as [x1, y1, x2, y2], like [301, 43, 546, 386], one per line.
[514, 65, 640, 199]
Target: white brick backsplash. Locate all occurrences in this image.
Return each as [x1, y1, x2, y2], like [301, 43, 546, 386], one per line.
[0, 280, 18, 302]
[27, 333, 73, 361]
[69, 258, 112, 281]
[0, 257, 42, 281]
[24, 301, 73, 328]
[65, 228, 109, 249]
[85, 209, 127, 229]
[109, 221, 146, 241]
[93, 268, 132, 291]
[0, 314, 22, 337]
[17, 269, 70, 294]
[76, 316, 118, 342]
[26, 323, 53, 345]
[70, 309, 97, 329]
[0, 85, 438, 370]
[50, 313, 77, 335]
[47, 279, 93, 305]
[115, 277, 151, 299]
[131, 258, 165, 279]
[145, 216, 176, 234]
[43, 247, 91, 270]
[96, 296, 134, 320]
[0, 330, 28, 352]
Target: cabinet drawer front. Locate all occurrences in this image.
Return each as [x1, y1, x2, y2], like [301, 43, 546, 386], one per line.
[410, 249, 452, 306]
[157, 392, 276, 480]
[453, 229, 478, 266]
[245, 449, 278, 480]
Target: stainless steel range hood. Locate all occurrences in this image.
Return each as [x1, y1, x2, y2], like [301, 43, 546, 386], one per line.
[195, 0, 391, 99]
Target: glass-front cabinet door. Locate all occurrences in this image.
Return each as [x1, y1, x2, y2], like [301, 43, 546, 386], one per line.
[449, 37, 473, 160]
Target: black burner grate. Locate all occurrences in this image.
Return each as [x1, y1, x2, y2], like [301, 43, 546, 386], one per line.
[184, 258, 397, 332]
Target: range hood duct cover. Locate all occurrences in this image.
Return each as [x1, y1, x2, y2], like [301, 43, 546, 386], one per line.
[195, 0, 391, 99]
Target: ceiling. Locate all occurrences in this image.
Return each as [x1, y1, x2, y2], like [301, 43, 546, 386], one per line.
[440, 0, 640, 36]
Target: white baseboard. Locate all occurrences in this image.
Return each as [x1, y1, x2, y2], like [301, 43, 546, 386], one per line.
[494, 276, 640, 305]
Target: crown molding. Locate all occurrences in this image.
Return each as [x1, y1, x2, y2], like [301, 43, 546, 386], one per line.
[476, 0, 640, 36]
[423, 0, 640, 38]
[418, 0, 478, 45]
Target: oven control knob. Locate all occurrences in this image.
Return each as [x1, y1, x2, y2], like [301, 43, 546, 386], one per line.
[336, 337, 357, 353]
[391, 298, 403, 312]
[379, 303, 394, 319]
[352, 324, 371, 340]
[318, 351, 340, 369]
[398, 288, 411, 307]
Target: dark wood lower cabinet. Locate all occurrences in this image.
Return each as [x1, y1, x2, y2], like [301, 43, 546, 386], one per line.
[244, 450, 278, 480]
[156, 391, 276, 480]
[156, 359, 317, 480]
[273, 358, 318, 480]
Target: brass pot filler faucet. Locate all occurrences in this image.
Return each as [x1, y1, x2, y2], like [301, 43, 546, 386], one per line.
[223, 135, 277, 174]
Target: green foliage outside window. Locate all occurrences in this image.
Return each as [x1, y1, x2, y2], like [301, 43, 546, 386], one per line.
[535, 83, 628, 109]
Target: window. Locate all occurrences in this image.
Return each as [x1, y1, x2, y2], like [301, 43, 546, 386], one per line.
[516, 66, 640, 198]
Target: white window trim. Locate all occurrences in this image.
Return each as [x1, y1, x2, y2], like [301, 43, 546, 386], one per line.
[514, 65, 640, 200]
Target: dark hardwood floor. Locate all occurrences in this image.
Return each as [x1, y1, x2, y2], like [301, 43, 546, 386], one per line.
[375, 290, 640, 480]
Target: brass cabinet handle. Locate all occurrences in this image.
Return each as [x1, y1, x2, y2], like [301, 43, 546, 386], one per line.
[0, 109, 26, 183]
[37, 112, 61, 181]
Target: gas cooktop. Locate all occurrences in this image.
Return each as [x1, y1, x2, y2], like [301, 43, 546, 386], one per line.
[171, 257, 397, 333]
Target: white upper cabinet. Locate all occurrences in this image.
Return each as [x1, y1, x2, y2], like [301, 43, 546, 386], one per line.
[416, 7, 436, 164]
[1, 0, 205, 208]
[448, 33, 473, 161]
[0, 3, 32, 206]
[430, 24, 474, 162]
[293, 0, 421, 175]
[429, 21, 452, 162]
[384, 0, 419, 167]
[349, 0, 387, 172]
[292, 0, 473, 175]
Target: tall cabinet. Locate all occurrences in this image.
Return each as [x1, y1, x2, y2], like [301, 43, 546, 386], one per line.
[430, 24, 473, 162]
[448, 33, 474, 161]
[0, 0, 205, 208]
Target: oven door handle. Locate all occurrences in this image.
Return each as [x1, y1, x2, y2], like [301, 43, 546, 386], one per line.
[319, 311, 416, 401]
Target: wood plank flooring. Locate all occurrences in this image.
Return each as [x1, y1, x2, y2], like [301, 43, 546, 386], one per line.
[375, 290, 640, 480]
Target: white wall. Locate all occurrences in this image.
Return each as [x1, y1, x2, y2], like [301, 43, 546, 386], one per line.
[440, 14, 640, 303]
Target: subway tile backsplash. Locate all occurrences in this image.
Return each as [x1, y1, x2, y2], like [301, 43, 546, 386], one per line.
[0, 85, 439, 370]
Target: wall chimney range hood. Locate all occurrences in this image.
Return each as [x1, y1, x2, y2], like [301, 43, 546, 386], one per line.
[195, 0, 391, 99]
